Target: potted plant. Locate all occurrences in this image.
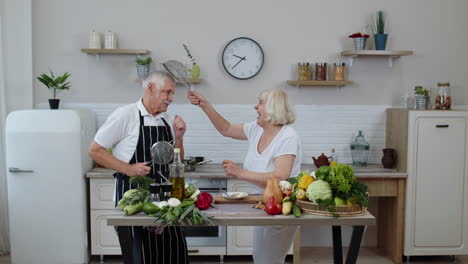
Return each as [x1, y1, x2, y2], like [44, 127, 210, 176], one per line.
[374, 11, 388, 50]
[183, 44, 200, 79]
[349, 32, 370, 50]
[37, 70, 71, 109]
[414, 86, 430, 110]
[135, 56, 152, 79]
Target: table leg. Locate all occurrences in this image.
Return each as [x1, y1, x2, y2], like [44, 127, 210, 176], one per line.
[293, 226, 301, 264]
[345, 226, 365, 264]
[332, 226, 343, 264]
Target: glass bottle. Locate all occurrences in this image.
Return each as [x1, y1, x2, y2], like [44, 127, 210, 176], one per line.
[169, 148, 185, 200]
[434, 82, 451, 110]
[350, 130, 370, 167]
[330, 148, 338, 167]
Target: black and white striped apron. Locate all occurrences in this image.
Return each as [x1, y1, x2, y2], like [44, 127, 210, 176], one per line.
[114, 111, 189, 264]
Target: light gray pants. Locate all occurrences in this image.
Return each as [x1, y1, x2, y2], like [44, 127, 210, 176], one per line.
[253, 226, 297, 264]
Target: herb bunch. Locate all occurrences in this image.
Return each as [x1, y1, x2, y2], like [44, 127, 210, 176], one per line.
[153, 199, 214, 225]
[414, 86, 429, 96]
[129, 175, 154, 190]
[135, 57, 152, 65]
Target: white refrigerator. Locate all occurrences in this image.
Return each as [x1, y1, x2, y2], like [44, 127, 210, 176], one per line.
[5, 110, 96, 264]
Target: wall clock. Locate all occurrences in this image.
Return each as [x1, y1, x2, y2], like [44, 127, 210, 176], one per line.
[221, 37, 264, 80]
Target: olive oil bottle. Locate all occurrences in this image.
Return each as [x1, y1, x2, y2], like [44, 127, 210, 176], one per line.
[169, 148, 185, 200]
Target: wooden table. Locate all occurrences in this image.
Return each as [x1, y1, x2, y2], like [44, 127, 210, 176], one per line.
[108, 204, 375, 264]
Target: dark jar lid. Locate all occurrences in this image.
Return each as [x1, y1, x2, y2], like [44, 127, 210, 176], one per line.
[149, 183, 161, 194]
[161, 183, 173, 192]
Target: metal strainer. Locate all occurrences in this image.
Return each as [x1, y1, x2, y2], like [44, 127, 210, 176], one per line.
[162, 60, 191, 90]
[150, 141, 174, 165]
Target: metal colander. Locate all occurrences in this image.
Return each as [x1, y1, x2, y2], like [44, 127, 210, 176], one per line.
[162, 60, 191, 89]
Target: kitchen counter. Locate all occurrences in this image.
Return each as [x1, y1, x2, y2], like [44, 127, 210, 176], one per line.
[85, 164, 407, 179]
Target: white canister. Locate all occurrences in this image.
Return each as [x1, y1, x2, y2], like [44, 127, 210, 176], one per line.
[88, 30, 101, 49]
[104, 31, 118, 49]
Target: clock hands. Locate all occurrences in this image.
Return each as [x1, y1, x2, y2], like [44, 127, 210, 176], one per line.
[233, 54, 246, 60]
[232, 55, 246, 69]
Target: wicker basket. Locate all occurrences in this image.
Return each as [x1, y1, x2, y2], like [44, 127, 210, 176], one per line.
[296, 200, 367, 217]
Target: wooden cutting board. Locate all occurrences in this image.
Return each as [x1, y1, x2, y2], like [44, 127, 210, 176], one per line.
[214, 195, 263, 204]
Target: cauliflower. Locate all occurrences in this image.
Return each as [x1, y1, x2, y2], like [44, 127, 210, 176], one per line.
[306, 180, 332, 202]
[167, 198, 181, 207]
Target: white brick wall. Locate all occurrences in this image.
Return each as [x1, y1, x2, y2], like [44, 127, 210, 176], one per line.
[40, 103, 389, 165]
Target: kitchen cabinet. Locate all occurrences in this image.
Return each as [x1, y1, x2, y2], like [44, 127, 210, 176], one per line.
[226, 179, 293, 256]
[89, 178, 122, 257]
[386, 109, 468, 257]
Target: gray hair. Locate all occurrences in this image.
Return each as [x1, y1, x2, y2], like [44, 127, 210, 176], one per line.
[258, 89, 295, 125]
[142, 71, 175, 90]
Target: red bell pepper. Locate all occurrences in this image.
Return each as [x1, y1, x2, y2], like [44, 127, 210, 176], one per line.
[264, 196, 282, 215]
[195, 192, 213, 210]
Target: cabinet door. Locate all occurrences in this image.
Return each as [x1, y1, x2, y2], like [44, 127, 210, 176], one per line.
[90, 178, 115, 210]
[90, 210, 122, 255]
[413, 117, 466, 247]
[227, 180, 256, 255]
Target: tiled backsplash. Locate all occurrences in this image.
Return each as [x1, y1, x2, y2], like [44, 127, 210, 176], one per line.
[38, 103, 388, 164]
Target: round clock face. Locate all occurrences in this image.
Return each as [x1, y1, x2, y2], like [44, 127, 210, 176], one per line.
[222, 37, 264, 80]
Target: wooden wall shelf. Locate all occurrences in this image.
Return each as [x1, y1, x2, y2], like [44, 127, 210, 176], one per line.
[287, 80, 353, 87]
[340, 50, 413, 67]
[81, 49, 150, 55]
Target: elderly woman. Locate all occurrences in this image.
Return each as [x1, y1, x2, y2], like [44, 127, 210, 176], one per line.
[188, 89, 302, 264]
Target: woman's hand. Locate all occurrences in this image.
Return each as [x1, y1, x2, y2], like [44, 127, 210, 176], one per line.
[188, 91, 208, 107]
[222, 160, 245, 178]
[173, 115, 186, 140]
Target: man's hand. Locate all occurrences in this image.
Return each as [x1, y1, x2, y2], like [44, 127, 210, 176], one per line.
[187, 91, 208, 107]
[222, 160, 244, 178]
[125, 162, 151, 176]
[173, 115, 186, 139]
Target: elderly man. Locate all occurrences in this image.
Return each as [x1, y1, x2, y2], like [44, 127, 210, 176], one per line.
[89, 71, 188, 264]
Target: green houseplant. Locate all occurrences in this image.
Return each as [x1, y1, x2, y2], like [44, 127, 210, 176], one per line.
[37, 70, 71, 109]
[374, 11, 388, 50]
[414, 86, 430, 110]
[135, 56, 152, 79]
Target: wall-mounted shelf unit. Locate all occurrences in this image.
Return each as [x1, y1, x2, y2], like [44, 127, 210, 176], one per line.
[287, 80, 353, 87]
[340, 50, 413, 67]
[81, 49, 150, 55]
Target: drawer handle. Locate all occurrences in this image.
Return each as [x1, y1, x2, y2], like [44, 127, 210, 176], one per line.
[436, 124, 449, 128]
[9, 167, 34, 173]
[188, 249, 199, 253]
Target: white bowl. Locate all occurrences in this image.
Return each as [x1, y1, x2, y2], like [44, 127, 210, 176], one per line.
[222, 192, 248, 200]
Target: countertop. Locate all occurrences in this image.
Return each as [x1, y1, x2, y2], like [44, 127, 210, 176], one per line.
[107, 204, 376, 227]
[86, 164, 407, 179]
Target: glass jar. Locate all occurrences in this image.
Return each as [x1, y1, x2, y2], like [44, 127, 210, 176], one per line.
[315, 63, 327, 81]
[434, 82, 451, 110]
[350, 130, 369, 167]
[297, 62, 310, 80]
[334, 63, 345, 81]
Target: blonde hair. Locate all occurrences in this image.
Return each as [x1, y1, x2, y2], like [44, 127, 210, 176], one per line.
[258, 89, 295, 125]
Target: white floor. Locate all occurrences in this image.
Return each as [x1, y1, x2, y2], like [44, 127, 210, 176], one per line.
[1, 248, 468, 264]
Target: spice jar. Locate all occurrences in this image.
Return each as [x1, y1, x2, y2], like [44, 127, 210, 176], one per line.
[297, 63, 310, 80]
[434, 82, 451, 110]
[315, 63, 327, 81]
[334, 62, 345, 81]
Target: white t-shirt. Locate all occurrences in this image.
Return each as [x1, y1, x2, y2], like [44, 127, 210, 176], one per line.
[242, 121, 302, 193]
[94, 99, 176, 163]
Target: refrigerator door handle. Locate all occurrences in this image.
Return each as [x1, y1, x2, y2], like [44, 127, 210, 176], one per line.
[8, 167, 34, 173]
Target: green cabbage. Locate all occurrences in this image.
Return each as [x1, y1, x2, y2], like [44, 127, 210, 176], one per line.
[306, 180, 332, 202]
